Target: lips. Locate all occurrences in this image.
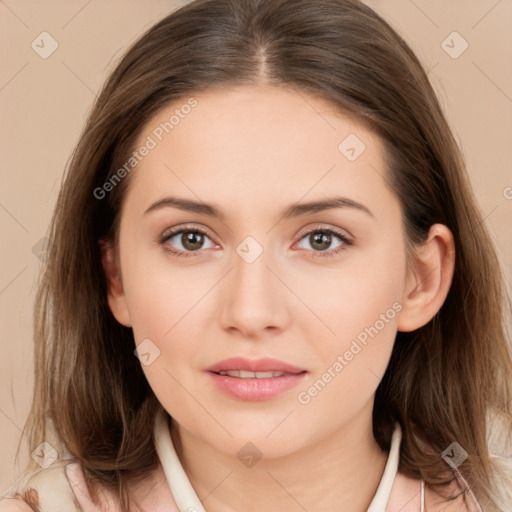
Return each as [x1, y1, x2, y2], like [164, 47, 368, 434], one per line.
[206, 357, 306, 375]
[216, 370, 288, 378]
[206, 357, 307, 401]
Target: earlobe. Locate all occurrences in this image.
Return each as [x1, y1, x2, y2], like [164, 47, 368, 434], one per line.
[397, 224, 455, 332]
[99, 238, 132, 328]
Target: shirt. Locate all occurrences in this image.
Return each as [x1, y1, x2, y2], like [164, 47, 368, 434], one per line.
[1, 408, 484, 511]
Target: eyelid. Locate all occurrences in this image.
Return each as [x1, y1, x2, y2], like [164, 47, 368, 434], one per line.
[160, 223, 218, 243]
[295, 222, 353, 241]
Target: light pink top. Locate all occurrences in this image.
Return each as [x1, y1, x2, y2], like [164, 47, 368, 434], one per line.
[1, 409, 484, 511]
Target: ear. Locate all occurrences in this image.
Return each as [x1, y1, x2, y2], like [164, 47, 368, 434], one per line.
[99, 238, 132, 328]
[397, 224, 455, 332]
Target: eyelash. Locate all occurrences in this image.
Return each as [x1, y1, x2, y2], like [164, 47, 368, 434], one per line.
[158, 224, 353, 259]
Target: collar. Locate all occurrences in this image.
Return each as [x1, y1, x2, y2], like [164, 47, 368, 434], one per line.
[153, 407, 402, 512]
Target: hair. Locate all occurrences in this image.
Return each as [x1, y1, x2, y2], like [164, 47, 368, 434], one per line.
[13, 0, 512, 510]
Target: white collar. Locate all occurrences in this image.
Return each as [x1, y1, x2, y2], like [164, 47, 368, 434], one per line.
[154, 407, 402, 512]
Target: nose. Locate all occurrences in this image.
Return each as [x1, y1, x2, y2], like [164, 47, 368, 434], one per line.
[218, 241, 290, 339]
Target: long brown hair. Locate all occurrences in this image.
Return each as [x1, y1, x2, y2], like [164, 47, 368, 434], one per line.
[16, 0, 512, 510]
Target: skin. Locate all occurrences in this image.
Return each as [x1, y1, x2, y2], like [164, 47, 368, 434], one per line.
[101, 85, 457, 512]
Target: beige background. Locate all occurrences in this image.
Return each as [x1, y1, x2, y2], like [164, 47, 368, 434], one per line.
[1, 0, 511, 493]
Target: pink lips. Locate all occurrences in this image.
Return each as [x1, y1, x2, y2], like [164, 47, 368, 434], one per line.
[206, 357, 307, 401]
[206, 357, 306, 374]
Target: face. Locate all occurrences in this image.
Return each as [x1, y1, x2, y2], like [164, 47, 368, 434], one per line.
[106, 85, 413, 458]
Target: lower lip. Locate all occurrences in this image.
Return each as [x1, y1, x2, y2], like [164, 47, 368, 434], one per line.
[207, 371, 307, 401]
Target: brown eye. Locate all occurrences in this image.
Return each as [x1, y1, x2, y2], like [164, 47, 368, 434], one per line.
[180, 231, 206, 251]
[295, 228, 352, 258]
[160, 227, 216, 257]
[309, 231, 334, 251]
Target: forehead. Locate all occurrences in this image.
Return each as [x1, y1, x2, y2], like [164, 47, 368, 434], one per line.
[123, 85, 394, 219]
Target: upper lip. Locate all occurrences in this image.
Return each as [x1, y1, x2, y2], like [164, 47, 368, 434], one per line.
[206, 357, 306, 374]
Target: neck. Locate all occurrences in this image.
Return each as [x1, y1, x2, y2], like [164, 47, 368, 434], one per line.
[169, 400, 389, 512]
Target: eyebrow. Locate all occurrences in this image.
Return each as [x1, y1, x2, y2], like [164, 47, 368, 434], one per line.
[143, 195, 374, 219]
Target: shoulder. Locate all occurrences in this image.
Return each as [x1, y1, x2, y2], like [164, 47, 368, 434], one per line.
[424, 487, 479, 512]
[0, 459, 102, 512]
[2, 460, 178, 512]
[0, 500, 35, 512]
[424, 472, 483, 512]
[388, 471, 481, 512]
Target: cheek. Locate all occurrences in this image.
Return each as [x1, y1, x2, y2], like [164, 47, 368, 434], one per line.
[299, 234, 406, 346]
[123, 262, 213, 417]
[294, 237, 406, 411]
[294, 298, 400, 440]
[122, 241, 213, 340]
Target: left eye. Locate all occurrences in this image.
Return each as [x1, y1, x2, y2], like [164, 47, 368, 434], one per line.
[161, 229, 216, 255]
[295, 228, 351, 256]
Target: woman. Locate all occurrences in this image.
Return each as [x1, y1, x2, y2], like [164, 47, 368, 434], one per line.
[1, 0, 511, 510]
